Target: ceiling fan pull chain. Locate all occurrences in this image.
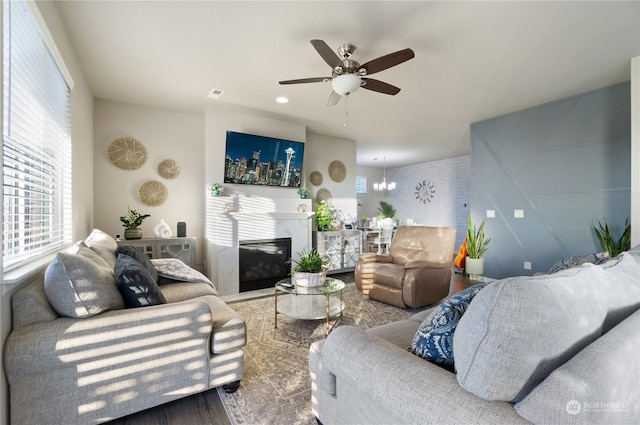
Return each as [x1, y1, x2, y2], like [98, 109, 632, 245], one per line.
[344, 94, 349, 127]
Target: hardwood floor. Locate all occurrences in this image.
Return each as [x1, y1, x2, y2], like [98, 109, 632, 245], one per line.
[105, 388, 230, 425]
[108, 268, 481, 425]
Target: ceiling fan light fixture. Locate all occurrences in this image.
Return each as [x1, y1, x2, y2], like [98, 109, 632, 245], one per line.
[331, 74, 362, 96]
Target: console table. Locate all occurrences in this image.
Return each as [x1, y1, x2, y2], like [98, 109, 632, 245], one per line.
[313, 230, 361, 273]
[117, 237, 196, 268]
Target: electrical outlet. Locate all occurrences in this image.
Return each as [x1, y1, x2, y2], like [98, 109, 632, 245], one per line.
[486, 209, 495, 218]
[524, 261, 532, 270]
[514, 209, 524, 218]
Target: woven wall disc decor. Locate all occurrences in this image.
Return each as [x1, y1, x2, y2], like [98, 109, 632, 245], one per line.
[328, 160, 346, 182]
[108, 137, 147, 170]
[316, 188, 333, 204]
[309, 171, 323, 186]
[138, 180, 168, 206]
[157, 159, 181, 180]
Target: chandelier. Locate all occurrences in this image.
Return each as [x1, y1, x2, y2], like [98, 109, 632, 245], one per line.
[373, 156, 396, 191]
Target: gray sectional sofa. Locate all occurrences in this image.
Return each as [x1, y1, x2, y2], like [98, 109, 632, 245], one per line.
[4, 229, 246, 425]
[310, 247, 640, 424]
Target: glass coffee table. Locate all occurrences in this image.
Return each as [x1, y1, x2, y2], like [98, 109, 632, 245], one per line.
[275, 277, 346, 335]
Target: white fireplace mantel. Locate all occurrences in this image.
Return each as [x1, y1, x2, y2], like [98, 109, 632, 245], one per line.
[205, 196, 314, 296]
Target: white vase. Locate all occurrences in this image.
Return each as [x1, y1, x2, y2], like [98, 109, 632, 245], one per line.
[465, 257, 484, 276]
[152, 219, 172, 239]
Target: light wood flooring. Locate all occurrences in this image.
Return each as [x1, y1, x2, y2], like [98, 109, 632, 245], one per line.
[106, 269, 479, 425]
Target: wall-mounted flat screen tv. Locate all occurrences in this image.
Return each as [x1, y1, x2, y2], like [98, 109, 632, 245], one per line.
[224, 131, 305, 188]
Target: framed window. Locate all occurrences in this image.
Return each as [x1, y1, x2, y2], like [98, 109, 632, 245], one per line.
[356, 176, 367, 194]
[3, 0, 73, 276]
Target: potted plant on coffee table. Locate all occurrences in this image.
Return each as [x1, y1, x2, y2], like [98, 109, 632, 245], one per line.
[120, 207, 151, 240]
[466, 215, 491, 276]
[288, 248, 329, 287]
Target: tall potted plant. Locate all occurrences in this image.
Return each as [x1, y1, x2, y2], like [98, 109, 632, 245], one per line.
[466, 215, 491, 276]
[120, 207, 151, 240]
[593, 217, 630, 258]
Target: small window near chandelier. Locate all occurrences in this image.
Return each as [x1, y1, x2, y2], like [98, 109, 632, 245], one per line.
[356, 176, 367, 194]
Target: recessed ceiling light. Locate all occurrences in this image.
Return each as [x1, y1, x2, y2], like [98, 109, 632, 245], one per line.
[276, 96, 289, 104]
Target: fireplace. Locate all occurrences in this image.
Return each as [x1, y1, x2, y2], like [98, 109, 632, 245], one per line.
[239, 238, 292, 292]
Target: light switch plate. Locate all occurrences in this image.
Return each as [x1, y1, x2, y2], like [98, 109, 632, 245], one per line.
[514, 209, 524, 218]
[486, 209, 495, 218]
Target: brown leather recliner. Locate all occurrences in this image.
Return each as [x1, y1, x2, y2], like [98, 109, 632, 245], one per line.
[355, 226, 456, 308]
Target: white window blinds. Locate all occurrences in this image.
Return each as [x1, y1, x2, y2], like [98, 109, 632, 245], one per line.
[3, 0, 72, 272]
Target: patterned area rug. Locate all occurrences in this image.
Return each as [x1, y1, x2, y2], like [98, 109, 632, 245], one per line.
[217, 273, 427, 425]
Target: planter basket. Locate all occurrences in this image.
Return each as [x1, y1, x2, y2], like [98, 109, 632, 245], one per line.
[292, 271, 327, 287]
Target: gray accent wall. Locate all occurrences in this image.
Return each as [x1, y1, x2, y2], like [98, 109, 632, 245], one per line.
[471, 82, 631, 278]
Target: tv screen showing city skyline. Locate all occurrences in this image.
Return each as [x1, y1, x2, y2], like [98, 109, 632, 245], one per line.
[223, 131, 305, 188]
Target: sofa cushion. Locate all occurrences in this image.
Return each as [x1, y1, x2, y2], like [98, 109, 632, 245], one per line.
[44, 251, 124, 318]
[116, 245, 158, 282]
[84, 228, 118, 269]
[409, 283, 487, 370]
[114, 254, 167, 307]
[454, 253, 640, 403]
[548, 251, 608, 274]
[515, 309, 640, 424]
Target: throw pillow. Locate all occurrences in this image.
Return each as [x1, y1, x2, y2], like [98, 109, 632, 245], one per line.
[547, 252, 608, 274]
[116, 245, 158, 282]
[114, 254, 167, 307]
[44, 252, 124, 318]
[84, 229, 118, 269]
[409, 282, 488, 371]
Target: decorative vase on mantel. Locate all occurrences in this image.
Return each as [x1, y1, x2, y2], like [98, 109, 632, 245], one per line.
[124, 228, 143, 240]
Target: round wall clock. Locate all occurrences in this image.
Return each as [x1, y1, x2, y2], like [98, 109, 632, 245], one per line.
[415, 179, 436, 204]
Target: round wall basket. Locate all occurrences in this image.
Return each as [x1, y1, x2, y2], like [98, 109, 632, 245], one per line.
[157, 159, 181, 180]
[108, 137, 147, 170]
[309, 171, 323, 186]
[316, 188, 333, 204]
[328, 160, 346, 182]
[138, 180, 168, 206]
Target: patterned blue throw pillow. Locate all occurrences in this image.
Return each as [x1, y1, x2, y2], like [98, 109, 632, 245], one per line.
[547, 252, 608, 274]
[409, 283, 488, 371]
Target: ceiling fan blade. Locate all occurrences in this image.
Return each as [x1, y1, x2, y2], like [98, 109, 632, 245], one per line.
[327, 90, 342, 107]
[310, 39, 343, 69]
[279, 77, 328, 85]
[361, 78, 401, 95]
[360, 48, 415, 75]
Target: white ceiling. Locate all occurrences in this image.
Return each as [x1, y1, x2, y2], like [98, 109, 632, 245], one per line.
[55, 1, 640, 168]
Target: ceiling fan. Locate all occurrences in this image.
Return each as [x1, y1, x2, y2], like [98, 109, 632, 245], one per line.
[279, 39, 415, 106]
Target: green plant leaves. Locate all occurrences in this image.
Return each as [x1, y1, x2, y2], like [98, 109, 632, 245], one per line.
[594, 218, 630, 257]
[467, 215, 491, 259]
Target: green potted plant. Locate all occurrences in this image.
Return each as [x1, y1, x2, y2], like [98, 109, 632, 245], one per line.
[466, 215, 491, 276]
[377, 201, 396, 219]
[120, 207, 151, 240]
[315, 200, 335, 231]
[297, 187, 310, 199]
[208, 183, 224, 197]
[594, 217, 630, 258]
[288, 248, 329, 287]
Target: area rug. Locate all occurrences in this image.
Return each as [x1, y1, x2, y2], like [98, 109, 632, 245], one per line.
[217, 273, 427, 425]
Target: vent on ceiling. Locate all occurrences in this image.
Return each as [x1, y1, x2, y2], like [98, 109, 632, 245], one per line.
[207, 89, 224, 100]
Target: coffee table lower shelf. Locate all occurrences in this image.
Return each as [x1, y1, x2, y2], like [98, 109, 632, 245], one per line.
[274, 283, 345, 335]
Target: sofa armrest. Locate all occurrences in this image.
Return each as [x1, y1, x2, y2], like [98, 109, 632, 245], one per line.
[404, 260, 448, 269]
[358, 253, 393, 263]
[319, 326, 529, 425]
[4, 298, 214, 380]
